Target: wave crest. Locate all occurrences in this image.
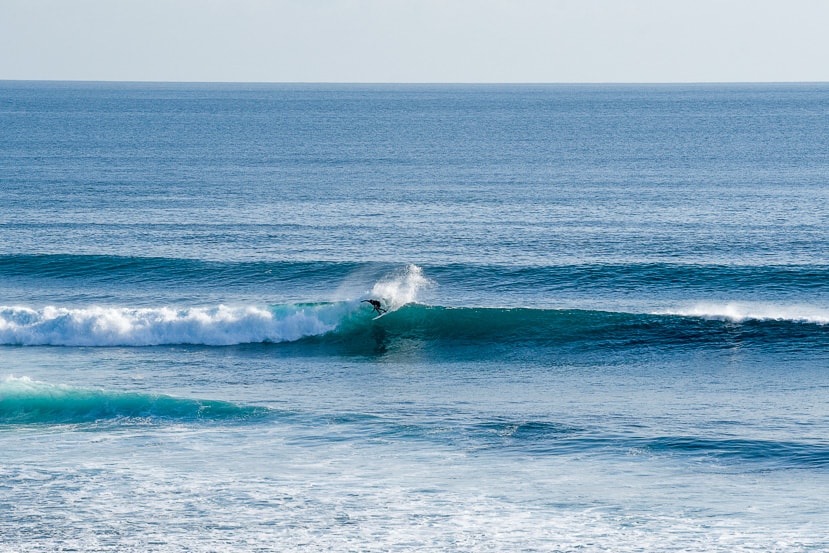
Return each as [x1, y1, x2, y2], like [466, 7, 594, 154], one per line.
[0, 304, 339, 346]
[662, 302, 829, 325]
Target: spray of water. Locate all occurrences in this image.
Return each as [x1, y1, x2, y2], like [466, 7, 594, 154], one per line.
[367, 264, 433, 311]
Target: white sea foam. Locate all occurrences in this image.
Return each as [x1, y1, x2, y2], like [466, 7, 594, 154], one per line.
[0, 265, 433, 346]
[0, 304, 339, 346]
[661, 301, 829, 325]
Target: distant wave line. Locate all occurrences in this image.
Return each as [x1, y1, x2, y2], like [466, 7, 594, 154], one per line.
[3, 254, 829, 293]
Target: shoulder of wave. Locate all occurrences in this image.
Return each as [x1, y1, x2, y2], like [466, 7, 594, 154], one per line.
[656, 302, 829, 325]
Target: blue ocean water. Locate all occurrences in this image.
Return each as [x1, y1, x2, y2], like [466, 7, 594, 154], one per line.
[1, 81, 829, 551]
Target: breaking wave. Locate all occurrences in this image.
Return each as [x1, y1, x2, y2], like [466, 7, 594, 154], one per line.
[0, 303, 341, 346]
[2, 301, 827, 350]
[0, 264, 432, 347]
[1, 258, 826, 350]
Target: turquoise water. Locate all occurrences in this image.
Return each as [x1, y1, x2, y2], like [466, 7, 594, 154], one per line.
[2, 82, 829, 551]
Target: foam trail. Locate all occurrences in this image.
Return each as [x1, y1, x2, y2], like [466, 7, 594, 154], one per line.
[0, 304, 340, 346]
[661, 302, 829, 325]
[368, 264, 433, 310]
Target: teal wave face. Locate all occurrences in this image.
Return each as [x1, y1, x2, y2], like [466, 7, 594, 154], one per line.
[327, 304, 829, 356]
[0, 377, 269, 425]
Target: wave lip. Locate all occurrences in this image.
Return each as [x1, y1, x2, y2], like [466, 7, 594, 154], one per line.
[0, 377, 267, 425]
[0, 304, 338, 346]
[661, 302, 829, 325]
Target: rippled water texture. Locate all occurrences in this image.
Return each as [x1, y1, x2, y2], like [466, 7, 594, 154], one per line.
[1, 82, 828, 551]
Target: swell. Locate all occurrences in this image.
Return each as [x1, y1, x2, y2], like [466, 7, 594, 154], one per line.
[4, 254, 829, 295]
[439, 420, 829, 468]
[475, 425, 829, 469]
[5, 378, 825, 469]
[430, 262, 829, 295]
[0, 377, 269, 425]
[2, 302, 827, 350]
[0, 254, 372, 288]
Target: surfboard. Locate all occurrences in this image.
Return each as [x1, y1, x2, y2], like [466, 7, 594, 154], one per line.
[372, 311, 389, 320]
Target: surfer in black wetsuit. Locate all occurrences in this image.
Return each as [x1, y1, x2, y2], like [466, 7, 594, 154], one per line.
[362, 299, 387, 315]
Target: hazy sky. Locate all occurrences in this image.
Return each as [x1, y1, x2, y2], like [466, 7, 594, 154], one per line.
[2, 0, 828, 83]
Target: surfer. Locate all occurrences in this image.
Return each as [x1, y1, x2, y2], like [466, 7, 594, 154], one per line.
[361, 299, 387, 315]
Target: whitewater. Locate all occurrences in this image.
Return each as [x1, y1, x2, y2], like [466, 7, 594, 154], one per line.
[2, 81, 829, 552]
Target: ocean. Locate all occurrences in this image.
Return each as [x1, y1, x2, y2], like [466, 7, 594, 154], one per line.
[1, 81, 828, 551]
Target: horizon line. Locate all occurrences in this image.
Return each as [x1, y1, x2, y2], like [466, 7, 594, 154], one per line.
[3, 79, 829, 87]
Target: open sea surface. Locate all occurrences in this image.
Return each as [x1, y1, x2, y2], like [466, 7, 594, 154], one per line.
[2, 81, 829, 551]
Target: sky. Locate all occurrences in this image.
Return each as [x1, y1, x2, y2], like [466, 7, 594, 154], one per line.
[1, 0, 828, 83]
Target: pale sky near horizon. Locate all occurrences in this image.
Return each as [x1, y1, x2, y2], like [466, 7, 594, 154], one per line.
[2, 0, 828, 83]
